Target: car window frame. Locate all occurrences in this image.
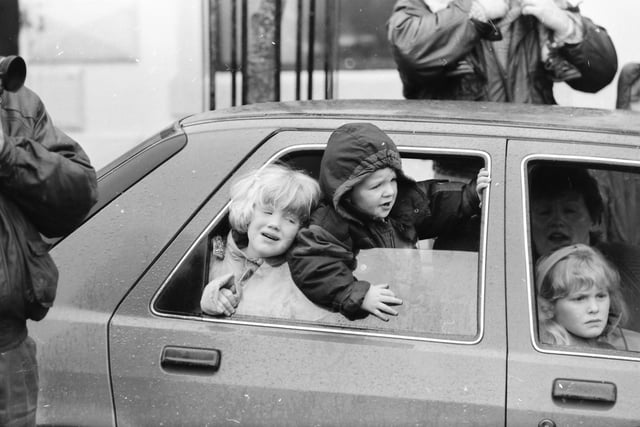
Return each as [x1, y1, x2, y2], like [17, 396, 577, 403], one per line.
[522, 153, 640, 361]
[151, 141, 491, 345]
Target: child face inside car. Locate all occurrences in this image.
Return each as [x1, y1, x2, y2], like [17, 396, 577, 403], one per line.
[350, 167, 398, 220]
[553, 284, 611, 340]
[245, 205, 301, 259]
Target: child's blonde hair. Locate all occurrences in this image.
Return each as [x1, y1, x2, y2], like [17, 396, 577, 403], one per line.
[536, 244, 627, 345]
[228, 163, 321, 233]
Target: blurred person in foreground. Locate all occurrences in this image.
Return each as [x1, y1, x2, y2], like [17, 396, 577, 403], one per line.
[0, 68, 98, 425]
[387, 0, 617, 104]
[616, 62, 640, 110]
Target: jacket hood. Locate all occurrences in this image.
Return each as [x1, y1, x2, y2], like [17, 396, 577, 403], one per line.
[319, 123, 412, 220]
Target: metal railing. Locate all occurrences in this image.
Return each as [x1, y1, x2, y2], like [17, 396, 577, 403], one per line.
[207, 0, 338, 109]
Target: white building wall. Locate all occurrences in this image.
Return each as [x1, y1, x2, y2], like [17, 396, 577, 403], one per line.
[20, 0, 206, 169]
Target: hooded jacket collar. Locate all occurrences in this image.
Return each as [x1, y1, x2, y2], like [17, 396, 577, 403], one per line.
[227, 230, 287, 268]
[319, 123, 413, 222]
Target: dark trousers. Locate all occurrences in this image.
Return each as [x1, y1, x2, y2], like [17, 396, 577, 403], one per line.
[0, 336, 38, 427]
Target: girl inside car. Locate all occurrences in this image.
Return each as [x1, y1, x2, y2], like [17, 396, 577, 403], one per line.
[536, 244, 627, 348]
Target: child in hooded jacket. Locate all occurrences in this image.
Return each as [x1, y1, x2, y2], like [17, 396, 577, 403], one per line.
[287, 122, 490, 321]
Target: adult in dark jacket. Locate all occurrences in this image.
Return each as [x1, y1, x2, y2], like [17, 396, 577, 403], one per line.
[387, 0, 617, 103]
[287, 123, 488, 321]
[0, 85, 98, 426]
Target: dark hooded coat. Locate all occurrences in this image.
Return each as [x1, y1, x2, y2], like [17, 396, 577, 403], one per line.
[287, 123, 481, 319]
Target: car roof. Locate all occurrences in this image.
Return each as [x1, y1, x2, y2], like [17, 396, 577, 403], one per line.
[180, 99, 640, 137]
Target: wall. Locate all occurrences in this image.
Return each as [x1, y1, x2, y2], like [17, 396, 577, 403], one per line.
[20, 0, 206, 169]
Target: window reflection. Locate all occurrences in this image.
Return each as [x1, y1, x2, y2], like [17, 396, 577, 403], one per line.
[529, 161, 640, 352]
[157, 151, 485, 341]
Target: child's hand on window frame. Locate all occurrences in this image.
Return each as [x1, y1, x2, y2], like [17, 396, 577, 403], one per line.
[475, 167, 491, 207]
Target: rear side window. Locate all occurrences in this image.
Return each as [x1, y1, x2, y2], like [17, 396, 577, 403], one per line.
[527, 160, 640, 353]
[155, 150, 487, 342]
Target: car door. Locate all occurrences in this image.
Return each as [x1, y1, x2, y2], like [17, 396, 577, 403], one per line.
[506, 136, 640, 426]
[109, 121, 508, 426]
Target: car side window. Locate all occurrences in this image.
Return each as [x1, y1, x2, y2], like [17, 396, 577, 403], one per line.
[527, 160, 640, 353]
[155, 150, 486, 342]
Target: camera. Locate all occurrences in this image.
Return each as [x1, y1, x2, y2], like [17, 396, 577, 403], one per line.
[0, 55, 26, 92]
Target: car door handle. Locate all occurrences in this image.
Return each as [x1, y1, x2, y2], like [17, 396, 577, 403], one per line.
[160, 346, 221, 374]
[552, 379, 616, 404]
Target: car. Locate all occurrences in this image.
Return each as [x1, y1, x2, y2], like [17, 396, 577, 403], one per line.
[30, 100, 640, 426]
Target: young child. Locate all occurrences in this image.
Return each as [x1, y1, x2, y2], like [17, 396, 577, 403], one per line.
[200, 163, 335, 321]
[287, 122, 490, 321]
[536, 244, 627, 348]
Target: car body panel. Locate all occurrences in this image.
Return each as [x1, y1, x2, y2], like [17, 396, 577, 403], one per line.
[180, 100, 640, 137]
[109, 127, 507, 426]
[27, 100, 640, 425]
[31, 124, 274, 425]
[506, 138, 640, 426]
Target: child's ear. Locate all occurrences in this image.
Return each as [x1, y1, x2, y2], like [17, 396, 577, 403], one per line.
[537, 298, 555, 321]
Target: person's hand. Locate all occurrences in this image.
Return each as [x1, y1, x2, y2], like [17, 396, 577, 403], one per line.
[475, 0, 509, 20]
[521, 0, 573, 35]
[200, 272, 241, 316]
[361, 283, 403, 322]
[475, 168, 491, 206]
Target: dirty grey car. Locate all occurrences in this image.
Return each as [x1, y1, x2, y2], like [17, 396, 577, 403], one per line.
[31, 100, 640, 426]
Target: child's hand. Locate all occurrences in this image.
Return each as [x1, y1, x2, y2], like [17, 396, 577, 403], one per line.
[200, 272, 241, 316]
[475, 168, 491, 207]
[361, 283, 403, 321]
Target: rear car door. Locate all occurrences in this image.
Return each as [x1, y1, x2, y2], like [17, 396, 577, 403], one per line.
[109, 120, 508, 426]
[506, 136, 640, 425]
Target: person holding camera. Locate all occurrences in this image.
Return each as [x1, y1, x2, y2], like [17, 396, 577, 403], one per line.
[0, 56, 97, 426]
[387, 0, 618, 103]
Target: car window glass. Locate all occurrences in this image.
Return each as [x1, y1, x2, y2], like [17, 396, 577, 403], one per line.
[527, 160, 640, 353]
[156, 150, 486, 341]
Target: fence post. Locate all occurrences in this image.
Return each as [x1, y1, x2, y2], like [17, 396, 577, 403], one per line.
[207, 0, 218, 110]
[245, 0, 281, 104]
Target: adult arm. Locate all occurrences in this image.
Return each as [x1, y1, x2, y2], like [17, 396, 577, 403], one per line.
[561, 16, 617, 93]
[0, 87, 98, 237]
[522, 0, 617, 93]
[387, 0, 489, 81]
